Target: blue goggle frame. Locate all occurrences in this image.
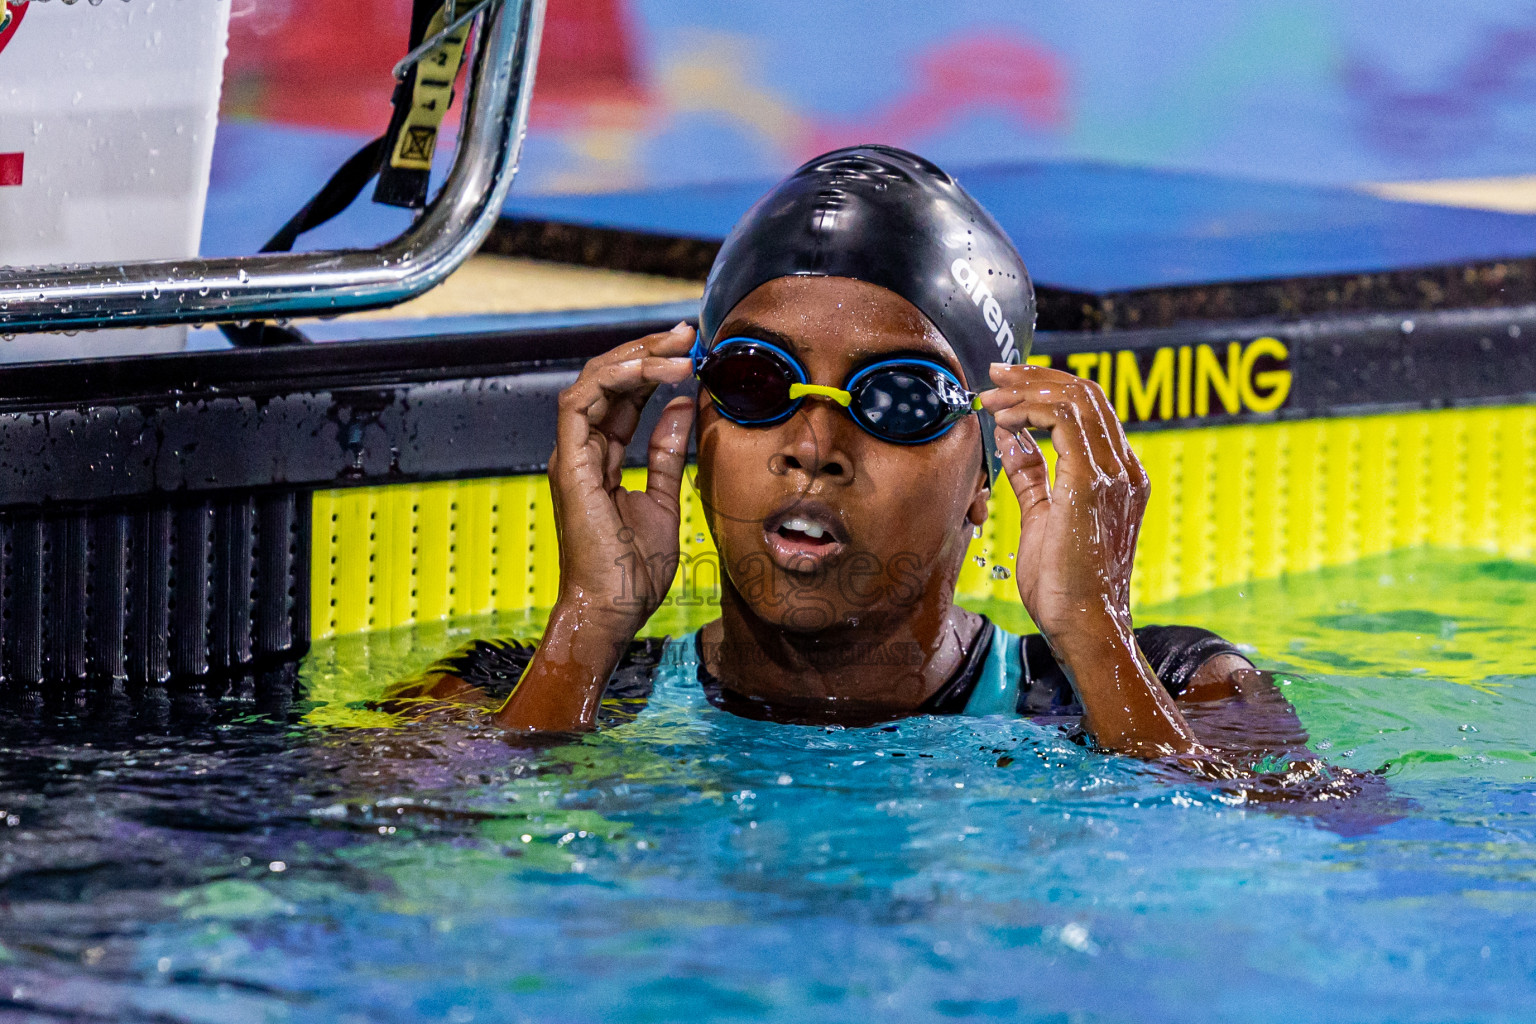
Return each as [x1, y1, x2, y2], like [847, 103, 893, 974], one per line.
[692, 335, 983, 445]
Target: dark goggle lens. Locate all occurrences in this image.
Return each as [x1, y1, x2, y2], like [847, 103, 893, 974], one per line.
[700, 345, 798, 423]
[852, 367, 965, 441]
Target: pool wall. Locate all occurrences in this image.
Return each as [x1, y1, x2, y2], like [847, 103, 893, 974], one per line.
[0, 296, 1531, 692]
[311, 401, 1536, 638]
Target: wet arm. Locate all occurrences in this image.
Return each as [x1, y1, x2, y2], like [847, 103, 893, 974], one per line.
[980, 364, 1201, 757]
[1050, 617, 1201, 757]
[491, 600, 629, 732]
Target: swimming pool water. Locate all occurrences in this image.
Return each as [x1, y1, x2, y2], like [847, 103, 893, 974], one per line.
[1, 548, 1533, 1023]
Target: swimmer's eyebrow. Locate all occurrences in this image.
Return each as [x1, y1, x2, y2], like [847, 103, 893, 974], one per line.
[715, 319, 803, 355]
[716, 322, 956, 366]
[860, 347, 966, 375]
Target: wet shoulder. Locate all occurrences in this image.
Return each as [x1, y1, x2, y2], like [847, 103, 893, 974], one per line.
[401, 623, 1244, 725]
[1017, 624, 1245, 716]
[424, 635, 669, 725]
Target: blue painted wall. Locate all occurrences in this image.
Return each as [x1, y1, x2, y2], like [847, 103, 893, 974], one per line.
[508, 0, 1536, 192]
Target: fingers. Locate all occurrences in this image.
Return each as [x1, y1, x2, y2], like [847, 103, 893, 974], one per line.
[1071, 366, 1150, 499]
[580, 347, 695, 434]
[603, 427, 626, 492]
[559, 323, 695, 446]
[984, 364, 1148, 613]
[993, 425, 1051, 514]
[589, 320, 696, 368]
[553, 323, 695, 492]
[981, 364, 1104, 487]
[1072, 370, 1131, 479]
[981, 364, 1132, 494]
[553, 380, 610, 502]
[644, 396, 696, 514]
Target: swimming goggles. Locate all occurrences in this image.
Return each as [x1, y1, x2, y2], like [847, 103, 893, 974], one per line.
[692, 335, 983, 444]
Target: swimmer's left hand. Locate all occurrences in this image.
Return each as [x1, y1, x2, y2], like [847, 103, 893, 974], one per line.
[980, 363, 1199, 756]
[978, 364, 1144, 639]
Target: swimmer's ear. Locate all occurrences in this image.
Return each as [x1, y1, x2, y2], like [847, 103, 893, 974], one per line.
[966, 486, 990, 528]
[965, 445, 991, 527]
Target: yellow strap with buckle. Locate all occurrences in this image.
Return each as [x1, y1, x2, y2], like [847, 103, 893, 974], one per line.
[389, 4, 471, 172]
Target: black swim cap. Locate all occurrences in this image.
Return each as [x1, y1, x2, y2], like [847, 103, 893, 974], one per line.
[699, 145, 1035, 480]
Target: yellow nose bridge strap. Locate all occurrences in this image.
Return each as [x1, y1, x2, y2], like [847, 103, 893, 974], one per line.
[788, 383, 852, 407]
[786, 383, 984, 412]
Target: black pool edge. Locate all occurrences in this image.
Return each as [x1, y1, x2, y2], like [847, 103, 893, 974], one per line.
[0, 300, 1534, 508]
[0, 252, 1534, 694]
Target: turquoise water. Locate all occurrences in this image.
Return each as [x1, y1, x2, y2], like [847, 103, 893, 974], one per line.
[1, 549, 1534, 1022]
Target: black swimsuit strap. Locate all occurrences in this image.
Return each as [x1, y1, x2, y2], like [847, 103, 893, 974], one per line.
[914, 617, 995, 715]
[694, 616, 995, 721]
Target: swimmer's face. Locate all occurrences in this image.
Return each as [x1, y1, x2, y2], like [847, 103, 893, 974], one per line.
[695, 276, 989, 634]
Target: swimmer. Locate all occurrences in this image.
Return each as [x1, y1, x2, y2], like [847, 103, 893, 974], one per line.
[400, 146, 1315, 767]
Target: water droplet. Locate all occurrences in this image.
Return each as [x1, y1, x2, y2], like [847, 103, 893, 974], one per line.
[990, 565, 1011, 580]
[973, 555, 986, 567]
[1400, 319, 1415, 335]
[972, 526, 982, 539]
[237, 269, 250, 284]
[150, 286, 160, 299]
[694, 533, 705, 544]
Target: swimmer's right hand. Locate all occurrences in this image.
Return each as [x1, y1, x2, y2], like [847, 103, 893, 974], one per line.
[494, 324, 695, 733]
[549, 321, 697, 633]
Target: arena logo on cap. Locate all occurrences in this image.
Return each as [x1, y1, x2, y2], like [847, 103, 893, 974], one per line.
[949, 258, 1020, 363]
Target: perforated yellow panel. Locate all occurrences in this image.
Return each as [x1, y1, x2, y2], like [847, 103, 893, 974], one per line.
[311, 405, 1536, 639]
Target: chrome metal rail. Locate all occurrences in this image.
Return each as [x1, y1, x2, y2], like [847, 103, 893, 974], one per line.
[0, 0, 545, 335]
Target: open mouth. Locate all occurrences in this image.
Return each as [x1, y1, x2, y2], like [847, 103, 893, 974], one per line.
[764, 503, 848, 569]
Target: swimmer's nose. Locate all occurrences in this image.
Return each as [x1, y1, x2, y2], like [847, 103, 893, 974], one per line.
[770, 400, 855, 484]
